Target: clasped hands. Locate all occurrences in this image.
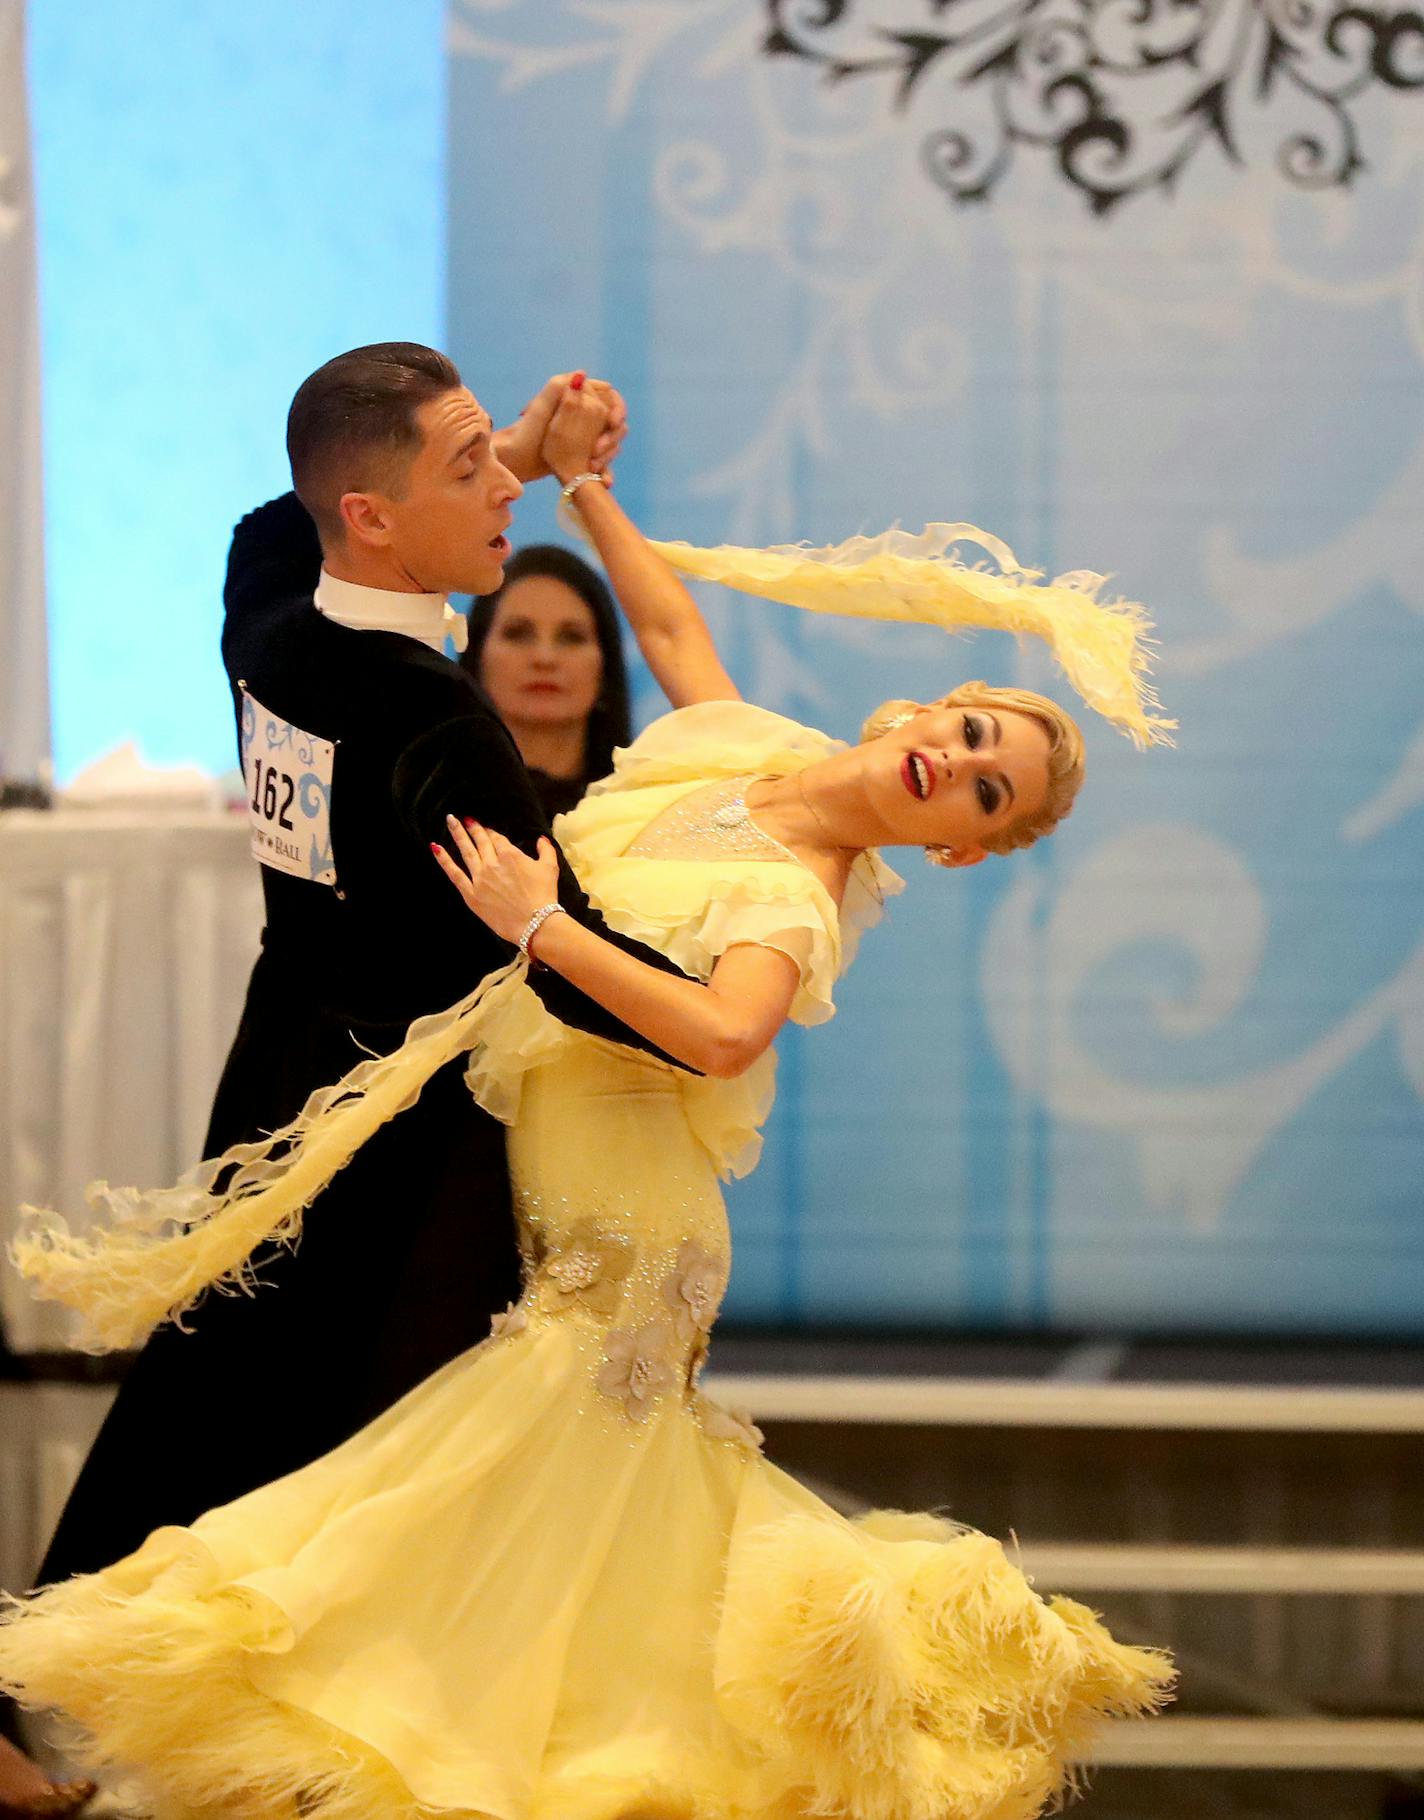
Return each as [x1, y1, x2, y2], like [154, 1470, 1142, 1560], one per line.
[493, 370, 626, 487]
[432, 364, 620, 936]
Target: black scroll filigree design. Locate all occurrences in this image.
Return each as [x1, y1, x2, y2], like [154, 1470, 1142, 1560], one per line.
[764, 0, 1424, 211]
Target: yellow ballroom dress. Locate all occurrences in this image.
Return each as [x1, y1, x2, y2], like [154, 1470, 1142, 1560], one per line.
[0, 704, 1171, 1820]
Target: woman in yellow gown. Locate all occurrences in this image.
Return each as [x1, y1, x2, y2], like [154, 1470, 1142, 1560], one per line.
[0, 404, 1173, 1820]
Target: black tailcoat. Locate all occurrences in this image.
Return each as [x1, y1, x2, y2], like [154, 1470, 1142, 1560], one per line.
[38, 495, 690, 1585]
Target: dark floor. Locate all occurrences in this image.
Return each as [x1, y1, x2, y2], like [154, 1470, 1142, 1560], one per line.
[1077, 1768, 1424, 1819]
[711, 1328, 1424, 1388]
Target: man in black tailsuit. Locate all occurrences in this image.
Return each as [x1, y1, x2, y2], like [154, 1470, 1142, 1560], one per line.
[37, 344, 694, 1588]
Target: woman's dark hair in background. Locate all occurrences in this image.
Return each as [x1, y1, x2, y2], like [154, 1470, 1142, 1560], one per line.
[462, 544, 633, 789]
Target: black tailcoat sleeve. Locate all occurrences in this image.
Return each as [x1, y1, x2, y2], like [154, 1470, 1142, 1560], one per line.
[392, 715, 690, 1053]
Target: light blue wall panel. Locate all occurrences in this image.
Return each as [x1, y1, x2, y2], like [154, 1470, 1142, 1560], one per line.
[30, 0, 444, 779]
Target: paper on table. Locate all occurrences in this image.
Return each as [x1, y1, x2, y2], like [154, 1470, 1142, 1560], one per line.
[59, 741, 221, 813]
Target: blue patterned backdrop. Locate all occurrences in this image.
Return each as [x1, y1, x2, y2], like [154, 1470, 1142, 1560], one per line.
[448, 1, 1424, 1333]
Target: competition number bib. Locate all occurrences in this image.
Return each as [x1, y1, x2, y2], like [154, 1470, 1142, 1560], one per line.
[239, 688, 338, 889]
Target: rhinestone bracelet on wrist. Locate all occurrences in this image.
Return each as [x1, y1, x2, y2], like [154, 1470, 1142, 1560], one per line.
[517, 901, 566, 964]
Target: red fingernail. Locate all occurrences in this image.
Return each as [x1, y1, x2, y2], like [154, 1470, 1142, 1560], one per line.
[463, 818, 477, 831]
[569, 371, 585, 391]
[429, 842, 442, 856]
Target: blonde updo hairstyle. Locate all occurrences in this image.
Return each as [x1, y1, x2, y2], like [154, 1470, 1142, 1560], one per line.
[859, 681, 1085, 862]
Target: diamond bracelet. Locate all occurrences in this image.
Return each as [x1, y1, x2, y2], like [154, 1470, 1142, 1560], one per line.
[517, 901, 567, 962]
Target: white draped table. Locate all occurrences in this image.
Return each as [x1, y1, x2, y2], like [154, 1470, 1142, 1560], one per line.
[0, 810, 263, 1353]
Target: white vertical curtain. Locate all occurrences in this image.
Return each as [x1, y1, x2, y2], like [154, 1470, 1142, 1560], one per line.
[0, 0, 49, 784]
[0, 816, 262, 1352]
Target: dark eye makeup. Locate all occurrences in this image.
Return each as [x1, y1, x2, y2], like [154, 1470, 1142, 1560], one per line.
[964, 713, 1006, 816]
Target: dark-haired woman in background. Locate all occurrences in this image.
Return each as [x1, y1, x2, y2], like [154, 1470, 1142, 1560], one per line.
[462, 544, 632, 821]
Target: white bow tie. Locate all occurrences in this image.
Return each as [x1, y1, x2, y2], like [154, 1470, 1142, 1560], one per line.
[441, 602, 470, 655]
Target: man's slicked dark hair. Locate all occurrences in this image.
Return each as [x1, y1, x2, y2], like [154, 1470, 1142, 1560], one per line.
[286, 342, 462, 544]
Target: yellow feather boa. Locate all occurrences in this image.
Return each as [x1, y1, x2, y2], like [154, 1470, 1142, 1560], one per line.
[647, 523, 1174, 748]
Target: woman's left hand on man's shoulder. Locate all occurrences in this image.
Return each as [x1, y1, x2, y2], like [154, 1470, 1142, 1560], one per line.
[432, 817, 560, 945]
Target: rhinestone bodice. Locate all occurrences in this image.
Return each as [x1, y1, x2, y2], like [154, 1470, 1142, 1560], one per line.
[623, 776, 798, 865]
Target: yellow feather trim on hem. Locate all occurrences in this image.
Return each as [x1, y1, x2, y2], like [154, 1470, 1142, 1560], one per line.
[714, 1510, 1175, 1820]
[0, 1509, 1170, 1820]
[9, 961, 542, 1354]
[648, 524, 1176, 749]
[0, 1535, 1166, 1820]
[0, 1563, 457, 1820]
[0, 1549, 836, 1820]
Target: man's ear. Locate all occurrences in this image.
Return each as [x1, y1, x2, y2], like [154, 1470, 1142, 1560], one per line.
[338, 490, 394, 548]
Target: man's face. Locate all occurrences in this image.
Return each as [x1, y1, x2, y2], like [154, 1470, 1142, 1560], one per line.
[349, 387, 523, 596]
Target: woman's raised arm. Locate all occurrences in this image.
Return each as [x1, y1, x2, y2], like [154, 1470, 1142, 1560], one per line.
[542, 386, 741, 708]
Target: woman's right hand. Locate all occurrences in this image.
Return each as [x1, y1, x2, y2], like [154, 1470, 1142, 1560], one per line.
[541, 377, 616, 485]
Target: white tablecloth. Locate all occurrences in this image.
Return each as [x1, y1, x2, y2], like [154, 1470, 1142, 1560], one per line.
[0, 811, 263, 1351]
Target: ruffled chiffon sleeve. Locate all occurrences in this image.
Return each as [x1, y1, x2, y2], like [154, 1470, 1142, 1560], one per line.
[558, 701, 903, 1029]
